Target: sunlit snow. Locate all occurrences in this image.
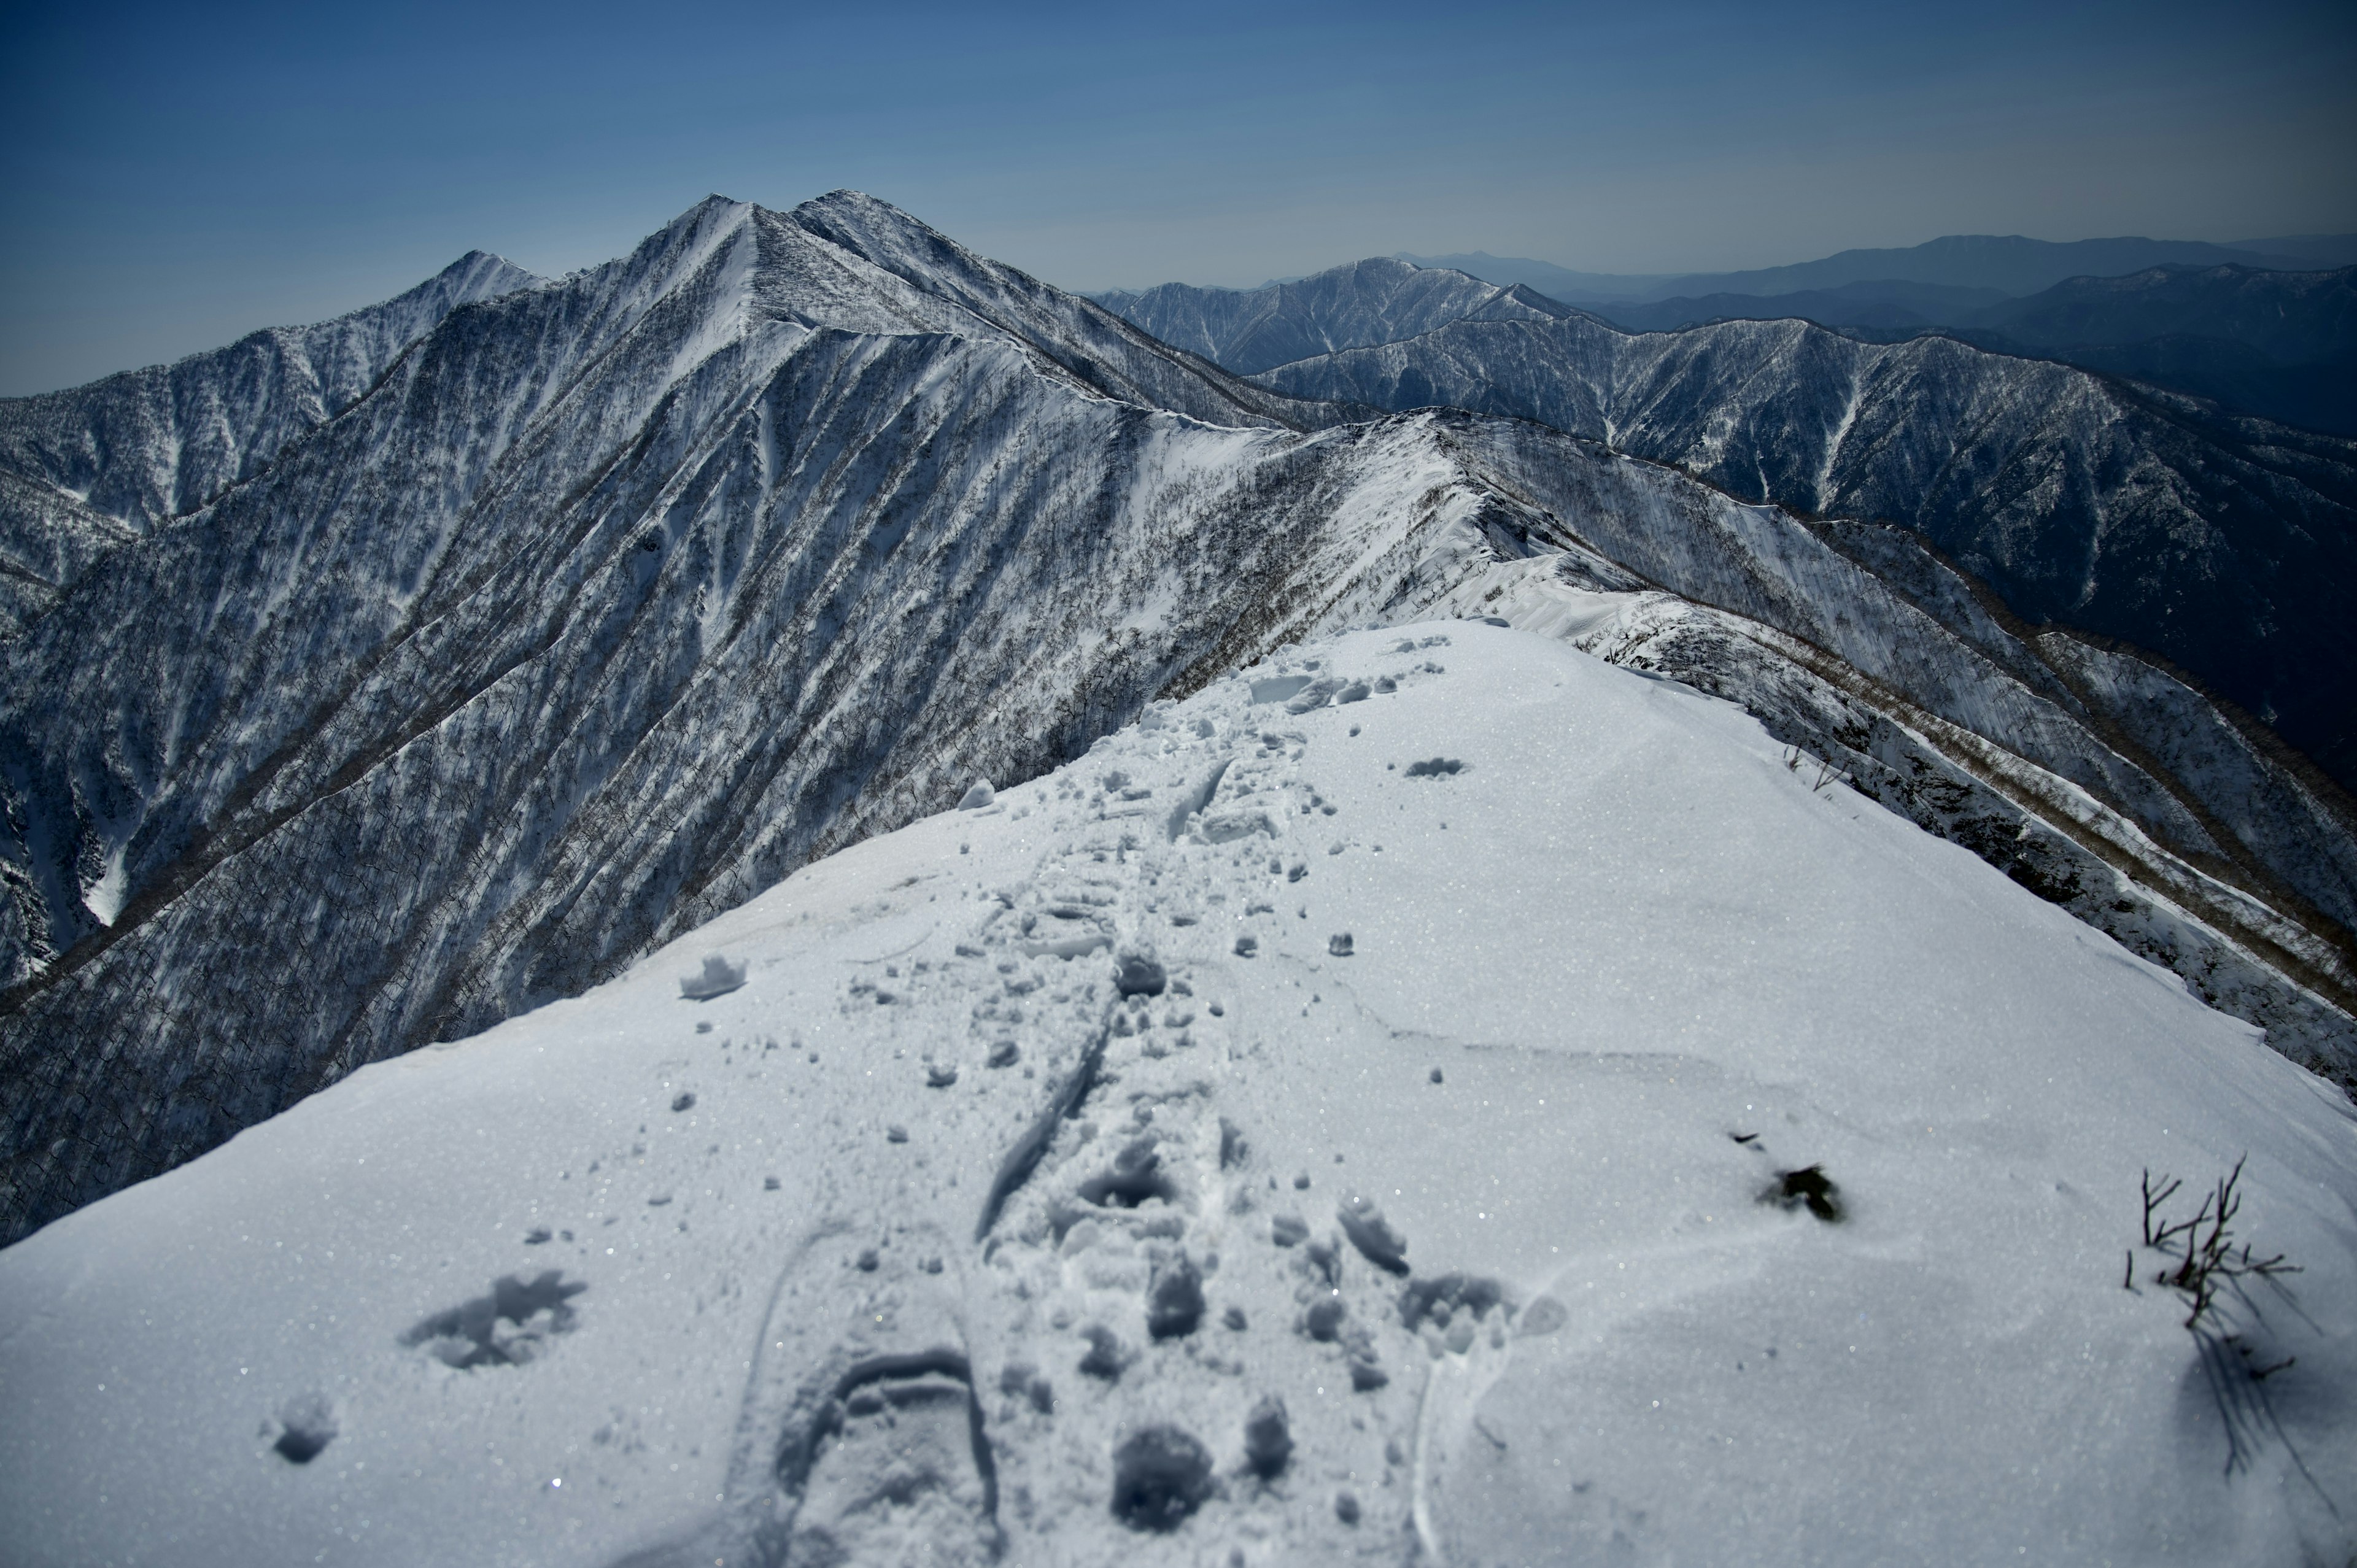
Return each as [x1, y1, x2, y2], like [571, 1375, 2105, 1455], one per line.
[1, 624, 2349, 1565]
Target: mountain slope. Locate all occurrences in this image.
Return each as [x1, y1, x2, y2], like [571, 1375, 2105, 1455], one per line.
[1242, 314, 2357, 789]
[4, 622, 2350, 1566]
[0, 250, 544, 636]
[4, 195, 2351, 1257]
[1093, 258, 1571, 376]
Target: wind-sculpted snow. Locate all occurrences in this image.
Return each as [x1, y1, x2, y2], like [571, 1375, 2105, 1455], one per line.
[0, 250, 543, 635]
[1094, 257, 1572, 376]
[1244, 314, 2357, 787]
[5, 625, 2351, 1566]
[2, 195, 2351, 1252]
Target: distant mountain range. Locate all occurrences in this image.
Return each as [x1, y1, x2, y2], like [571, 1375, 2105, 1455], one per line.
[1103, 257, 2357, 792]
[1565, 263, 2357, 436]
[1402, 231, 2357, 304]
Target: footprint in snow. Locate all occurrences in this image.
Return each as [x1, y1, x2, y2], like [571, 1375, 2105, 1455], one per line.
[615, 1223, 999, 1567]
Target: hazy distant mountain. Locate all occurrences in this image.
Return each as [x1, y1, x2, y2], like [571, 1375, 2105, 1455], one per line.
[1391, 250, 1671, 302]
[1424, 234, 2329, 306]
[1973, 263, 2357, 361]
[1093, 260, 2357, 774]
[1641, 234, 2318, 302]
[1582, 279, 2009, 333]
[0, 252, 543, 637]
[1093, 258, 1573, 375]
[2232, 234, 2357, 268]
[9, 196, 2350, 1250]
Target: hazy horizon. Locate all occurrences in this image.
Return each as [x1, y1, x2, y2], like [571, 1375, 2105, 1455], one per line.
[6, 0, 2353, 396]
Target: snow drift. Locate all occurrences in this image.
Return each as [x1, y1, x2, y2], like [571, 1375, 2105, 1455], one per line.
[2, 624, 2347, 1565]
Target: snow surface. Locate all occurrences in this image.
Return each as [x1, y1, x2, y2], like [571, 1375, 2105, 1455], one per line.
[3, 624, 2351, 1567]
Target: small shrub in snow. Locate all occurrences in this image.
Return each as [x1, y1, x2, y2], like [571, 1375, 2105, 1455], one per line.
[2129, 1156, 2313, 1481]
[2131, 1157, 2299, 1331]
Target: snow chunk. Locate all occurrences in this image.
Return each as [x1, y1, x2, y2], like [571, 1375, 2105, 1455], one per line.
[679, 953, 745, 1000]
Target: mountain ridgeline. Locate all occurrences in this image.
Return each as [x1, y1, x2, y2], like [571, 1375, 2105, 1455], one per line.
[0, 252, 544, 637]
[1575, 263, 2357, 438]
[2, 197, 2353, 1245]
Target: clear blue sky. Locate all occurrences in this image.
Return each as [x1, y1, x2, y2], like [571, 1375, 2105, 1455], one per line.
[4, 0, 2352, 394]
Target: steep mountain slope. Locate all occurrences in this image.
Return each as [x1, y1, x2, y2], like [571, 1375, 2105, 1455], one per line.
[1093, 258, 1571, 376]
[1243, 314, 2357, 787]
[4, 195, 2351, 1257]
[0, 251, 543, 636]
[5, 624, 2351, 1566]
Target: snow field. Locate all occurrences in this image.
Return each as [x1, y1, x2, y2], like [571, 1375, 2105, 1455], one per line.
[1, 622, 2350, 1566]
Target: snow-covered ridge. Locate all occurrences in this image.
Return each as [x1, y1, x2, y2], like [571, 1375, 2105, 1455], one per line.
[1, 193, 2350, 1259]
[4, 624, 2348, 1564]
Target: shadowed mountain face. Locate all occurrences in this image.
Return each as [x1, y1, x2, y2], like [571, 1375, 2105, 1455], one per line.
[0, 252, 545, 637]
[1972, 263, 2357, 360]
[1224, 307, 2357, 789]
[1093, 258, 1571, 376]
[4, 196, 2351, 1246]
[1946, 266, 2357, 436]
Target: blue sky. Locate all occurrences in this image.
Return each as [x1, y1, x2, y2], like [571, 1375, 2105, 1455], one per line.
[3, 0, 2352, 394]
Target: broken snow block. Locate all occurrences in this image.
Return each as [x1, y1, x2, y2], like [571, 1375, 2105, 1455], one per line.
[1114, 953, 1167, 998]
[1243, 1395, 1293, 1478]
[1110, 1424, 1213, 1532]
[1147, 1255, 1206, 1340]
[959, 779, 995, 809]
[1337, 1192, 1408, 1275]
[271, 1392, 338, 1464]
[679, 954, 745, 1000]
